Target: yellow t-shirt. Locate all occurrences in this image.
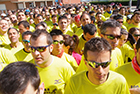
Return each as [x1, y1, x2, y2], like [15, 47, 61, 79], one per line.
[0, 63, 7, 72]
[115, 63, 140, 88]
[74, 35, 86, 55]
[127, 23, 140, 31]
[103, 11, 112, 19]
[37, 56, 75, 94]
[14, 49, 33, 62]
[120, 44, 135, 63]
[76, 47, 124, 73]
[61, 52, 78, 71]
[65, 70, 130, 94]
[0, 48, 17, 64]
[4, 42, 24, 55]
[0, 34, 10, 46]
[75, 27, 83, 38]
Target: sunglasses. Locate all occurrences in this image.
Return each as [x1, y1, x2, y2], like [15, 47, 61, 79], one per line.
[118, 21, 123, 23]
[134, 34, 140, 37]
[85, 59, 111, 68]
[30, 44, 51, 52]
[53, 40, 64, 45]
[23, 40, 30, 44]
[104, 34, 121, 40]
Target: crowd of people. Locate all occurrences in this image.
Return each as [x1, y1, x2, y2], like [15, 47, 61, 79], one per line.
[0, 2, 139, 94]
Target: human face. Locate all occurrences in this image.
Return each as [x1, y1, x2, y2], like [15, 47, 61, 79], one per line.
[84, 32, 96, 41]
[18, 12, 26, 21]
[120, 8, 125, 15]
[30, 35, 53, 67]
[52, 17, 57, 23]
[52, 35, 64, 56]
[133, 14, 140, 24]
[133, 29, 140, 41]
[37, 16, 43, 24]
[22, 35, 31, 52]
[96, 14, 102, 21]
[58, 19, 68, 32]
[85, 51, 110, 85]
[18, 24, 28, 34]
[117, 19, 123, 26]
[8, 29, 19, 43]
[103, 27, 121, 49]
[118, 34, 128, 48]
[20, 82, 38, 94]
[0, 20, 9, 32]
[66, 15, 71, 25]
[4, 17, 12, 25]
[81, 14, 91, 26]
[10, 15, 17, 23]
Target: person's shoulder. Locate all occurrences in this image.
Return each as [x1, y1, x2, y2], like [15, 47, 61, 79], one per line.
[116, 62, 131, 71]
[109, 70, 126, 82]
[70, 70, 86, 80]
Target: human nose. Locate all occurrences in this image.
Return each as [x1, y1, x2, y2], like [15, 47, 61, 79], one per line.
[96, 66, 104, 74]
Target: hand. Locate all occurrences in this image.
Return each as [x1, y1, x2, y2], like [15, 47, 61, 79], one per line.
[130, 88, 140, 94]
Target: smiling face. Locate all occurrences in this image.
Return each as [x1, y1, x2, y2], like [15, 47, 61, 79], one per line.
[8, 29, 19, 43]
[0, 20, 9, 33]
[85, 50, 110, 85]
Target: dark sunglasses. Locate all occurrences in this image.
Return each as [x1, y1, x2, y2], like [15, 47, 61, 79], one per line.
[118, 21, 123, 23]
[23, 40, 30, 44]
[53, 40, 64, 45]
[30, 44, 51, 52]
[85, 59, 111, 68]
[104, 34, 121, 40]
[134, 34, 140, 37]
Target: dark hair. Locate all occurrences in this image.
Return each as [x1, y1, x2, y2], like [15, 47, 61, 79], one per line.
[35, 22, 47, 30]
[84, 37, 112, 60]
[52, 15, 57, 18]
[58, 15, 67, 22]
[101, 19, 121, 34]
[37, 14, 43, 18]
[0, 61, 40, 94]
[136, 38, 140, 51]
[80, 13, 90, 21]
[113, 14, 123, 20]
[89, 11, 95, 15]
[22, 31, 33, 39]
[119, 7, 125, 11]
[63, 35, 79, 55]
[7, 27, 19, 34]
[96, 12, 102, 16]
[31, 29, 53, 45]
[129, 27, 140, 35]
[18, 21, 30, 28]
[50, 29, 63, 37]
[90, 16, 95, 23]
[83, 24, 97, 35]
[121, 28, 128, 35]
[66, 7, 72, 11]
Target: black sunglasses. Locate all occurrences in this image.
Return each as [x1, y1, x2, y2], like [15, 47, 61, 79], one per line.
[104, 34, 121, 40]
[30, 44, 51, 52]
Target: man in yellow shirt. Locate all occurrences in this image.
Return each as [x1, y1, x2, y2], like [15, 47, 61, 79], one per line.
[50, 29, 78, 71]
[116, 38, 140, 93]
[103, 5, 112, 19]
[30, 29, 75, 94]
[4, 27, 23, 54]
[0, 19, 10, 46]
[14, 31, 33, 62]
[76, 19, 124, 73]
[65, 37, 130, 94]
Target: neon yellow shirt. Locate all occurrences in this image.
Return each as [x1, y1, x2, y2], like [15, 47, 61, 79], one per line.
[0, 63, 7, 72]
[74, 35, 86, 55]
[4, 42, 24, 55]
[120, 44, 135, 63]
[14, 49, 33, 62]
[127, 23, 140, 31]
[61, 52, 78, 71]
[76, 47, 124, 73]
[103, 11, 112, 19]
[37, 56, 75, 94]
[75, 27, 83, 38]
[65, 70, 130, 94]
[115, 63, 140, 88]
[0, 48, 17, 64]
[0, 34, 10, 46]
